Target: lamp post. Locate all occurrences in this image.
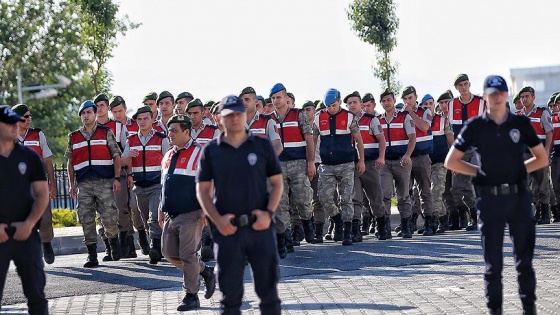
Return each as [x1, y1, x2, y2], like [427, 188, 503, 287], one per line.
[16, 69, 72, 103]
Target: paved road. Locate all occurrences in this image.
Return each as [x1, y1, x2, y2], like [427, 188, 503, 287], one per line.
[2, 223, 560, 314]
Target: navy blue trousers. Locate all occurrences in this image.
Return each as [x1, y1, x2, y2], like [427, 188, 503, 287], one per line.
[212, 224, 281, 315]
[477, 190, 536, 310]
[0, 229, 48, 315]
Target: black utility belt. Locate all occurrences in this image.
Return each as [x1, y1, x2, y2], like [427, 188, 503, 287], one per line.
[475, 183, 526, 197]
[230, 214, 256, 227]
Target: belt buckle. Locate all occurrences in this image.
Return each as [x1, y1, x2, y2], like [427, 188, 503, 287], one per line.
[238, 215, 249, 227]
[499, 183, 510, 195]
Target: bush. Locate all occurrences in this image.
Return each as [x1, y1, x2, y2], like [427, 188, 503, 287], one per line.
[52, 208, 80, 228]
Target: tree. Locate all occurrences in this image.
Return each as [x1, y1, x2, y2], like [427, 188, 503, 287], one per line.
[347, 0, 401, 92]
[73, 0, 140, 94]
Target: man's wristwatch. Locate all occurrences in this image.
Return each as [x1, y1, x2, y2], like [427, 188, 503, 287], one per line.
[265, 208, 275, 219]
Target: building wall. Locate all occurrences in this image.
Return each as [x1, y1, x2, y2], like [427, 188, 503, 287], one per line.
[510, 65, 560, 106]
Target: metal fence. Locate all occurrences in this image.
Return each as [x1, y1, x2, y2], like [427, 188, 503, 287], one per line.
[52, 164, 76, 209]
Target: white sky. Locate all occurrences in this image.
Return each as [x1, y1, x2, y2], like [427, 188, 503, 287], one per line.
[107, 0, 559, 112]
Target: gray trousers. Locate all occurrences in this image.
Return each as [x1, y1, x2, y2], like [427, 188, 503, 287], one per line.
[132, 184, 163, 240]
[410, 154, 433, 216]
[353, 160, 385, 218]
[525, 152, 551, 205]
[551, 156, 560, 205]
[380, 159, 412, 218]
[451, 149, 477, 209]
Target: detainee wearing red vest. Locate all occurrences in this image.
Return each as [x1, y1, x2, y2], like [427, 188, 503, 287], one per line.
[377, 88, 417, 239]
[66, 100, 123, 268]
[12, 104, 57, 265]
[448, 74, 485, 231]
[520, 86, 554, 224]
[186, 99, 220, 147]
[548, 93, 560, 222]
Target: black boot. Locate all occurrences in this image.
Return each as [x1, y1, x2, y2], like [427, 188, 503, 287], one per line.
[410, 213, 419, 232]
[324, 218, 335, 240]
[458, 206, 468, 229]
[42, 242, 55, 264]
[538, 203, 551, 224]
[109, 237, 122, 261]
[284, 228, 294, 253]
[332, 213, 343, 242]
[199, 265, 216, 299]
[83, 244, 99, 268]
[552, 204, 560, 223]
[522, 304, 536, 315]
[313, 223, 324, 243]
[465, 208, 478, 231]
[119, 231, 129, 258]
[200, 233, 214, 262]
[436, 214, 448, 234]
[126, 235, 137, 258]
[149, 238, 162, 264]
[361, 217, 371, 236]
[342, 221, 353, 245]
[489, 307, 503, 315]
[534, 203, 541, 223]
[302, 219, 315, 243]
[291, 226, 301, 246]
[137, 229, 150, 255]
[351, 219, 362, 242]
[422, 216, 434, 236]
[102, 238, 112, 261]
[449, 209, 460, 230]
[385, 216, 393, 239]
[277, 233, 287, 259]
[177, 293, 200, 312]
[376, 217, 387, 240]
[400, 217, 412, 238]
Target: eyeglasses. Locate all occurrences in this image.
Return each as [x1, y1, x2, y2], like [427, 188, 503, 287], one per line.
[23, 114, 32, 119]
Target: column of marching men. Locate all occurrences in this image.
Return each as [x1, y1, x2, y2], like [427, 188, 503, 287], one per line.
[9, 73, 560, 295]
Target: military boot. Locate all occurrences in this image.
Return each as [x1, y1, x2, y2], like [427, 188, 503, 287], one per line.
[410, 213, 419, 232]
[126, 235, 137, 258]
[458, 205, 468, 229]
[342, 221, 353, 245]
[149, 238, 162, 264]
[351, 219, 362, 242]
[436, 213, 449, 234]
[284, 228, 295, 253]
[422, 216, 435, 236]
[533, 203, 541, 223]
[385, 216, 393, 239]
[324, 218, 335, 240]
[277, 233, 287, 259]
[332, 213, 343, 242]
[522, 304, 536, 315]
[102, 238, 112, 262]
[302, 219, 315, 243]
[449, 209, 460, 230]
[42, 242, 55, 265]
[313, 223, 324, 243]
[119, 231, 130, 258]
[291, 226, 301, 246]
[83, 244, 99, 268]
[199, 265, 216, 299]
[465, 208, 478, 231]
[376, 217, 387, 240]
[538, 203, 551, 224]
[551, 204, 560, 223]
[137, 229, 150, 255]
[400, 217, 412, 238]
[361, 217, 371, 236]
[177, 293, 200, 312]
[109, 237, 122, 261]
[200, 233, 214, 262]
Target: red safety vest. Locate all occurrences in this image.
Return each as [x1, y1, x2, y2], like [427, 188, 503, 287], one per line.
[248, 114, 270, 138]
[21, 128, 42, 157]
[100, 119, 124, 150]
[525, 107, 547, 142]
[126, 118, 139, 136]
[193, 125, 218, 146]
[70, 126, 113, 180]
[449, 96, 485, 136]
[272, 108, 306, 161]
[358, 113, 379, 161]
[129, 131, 165, 187]
[551, 113, 560, 156]
[378, 112, 410, 160]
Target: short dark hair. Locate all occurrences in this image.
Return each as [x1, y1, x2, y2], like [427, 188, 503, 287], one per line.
[178, 121, 192, 132]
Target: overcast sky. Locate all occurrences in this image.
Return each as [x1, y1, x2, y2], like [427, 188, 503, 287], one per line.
[107, 0, 559, 111]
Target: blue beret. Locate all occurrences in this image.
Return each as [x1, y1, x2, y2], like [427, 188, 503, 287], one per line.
[395, 103, 404, 110]
[269, 83, 286, 97]
[257, 95, 265, 102]
[324, 88, 340, 106]
[78, 100, 96, 116]
[421, 94, 434, 104]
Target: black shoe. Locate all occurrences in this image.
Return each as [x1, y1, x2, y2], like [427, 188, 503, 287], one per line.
[83, 244, 99, 268]
[351, 219, 362, 242]
[449, 209, 460, 230]
[284, 228, 295, 253]
[410, 213, 419, 232]
[119, 231, 129, 257]
[137, 229, 150, 255]
[200, 233, 214, 262]
[313, 223, 324, 243]
[436, 214, 448, 234]
[332, 213, 343, 242]
[538, 203, 551, 225]
[400, 217, 412, 238]
[489, 307, 502, 315]
[376, 217, 387, 240]
[342, 221, 353, 246]
[177, 293, 200, 311]
[302, 219, 315, 243]
[458, 206, 468, 229]
[292, 224, 305, 243]
[465, 208, 478, 231]
[522, 304, 536, 315]
[102, 238, 112, 262]
[361, 217, 371, 236]
[149, 238, 162, 264]
[42, 242, 55, 264]
[422, 216, 434, 236]
[277, 233, 287, 259]
[109, 237, 122, 261]
[200, 265, 216, 299]
[125, 235, 137, 258]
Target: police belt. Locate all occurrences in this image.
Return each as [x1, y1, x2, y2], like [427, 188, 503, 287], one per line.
[230, 214, 257, 227]
[474, 182, 526, 197]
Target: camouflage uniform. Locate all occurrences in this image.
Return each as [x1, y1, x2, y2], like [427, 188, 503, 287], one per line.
[431, 163, 447, 217]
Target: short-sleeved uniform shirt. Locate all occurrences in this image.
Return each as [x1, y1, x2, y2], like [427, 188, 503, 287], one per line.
[18, 129, 52, 158]
[453, 112, 540, 186]
[64, 124, 122, 159]
[0, 144, 46, 224]
[245, 112, 281, 141]
[196, 132, 282, 217]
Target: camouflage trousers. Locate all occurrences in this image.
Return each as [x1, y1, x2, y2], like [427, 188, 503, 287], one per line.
[525, 153, 551, 205]
[318, 162, 355, 222]
[76, 177, 119, 245]
[275, 160, 313, 234]
[431, 162, 447, 217]
[451, 149, 477, 209]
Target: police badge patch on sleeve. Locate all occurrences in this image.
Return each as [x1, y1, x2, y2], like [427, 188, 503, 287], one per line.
[509, 129, 520, 143]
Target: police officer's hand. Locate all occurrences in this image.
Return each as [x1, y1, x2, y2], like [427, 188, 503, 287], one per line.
[251, 209, 272, 231]
[11, 221, 33, 241]
[400, 155, 411, 167]
[216, 214, 237, 236]
[69, 185, 77, 200]
[113, 179, 121, 193]
[0, 223, 8, 243]
[49, 182, 57, 200]
[375, 157, 385, 168]
[356, 160, 366, 175]
[307, 161, 316, 182]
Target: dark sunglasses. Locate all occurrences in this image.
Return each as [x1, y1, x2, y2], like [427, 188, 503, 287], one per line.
[23, 114, 32, 119]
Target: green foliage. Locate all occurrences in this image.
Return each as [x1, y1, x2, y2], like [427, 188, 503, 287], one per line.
[52, 208, 80, 228]
[347, 0, 401, 90]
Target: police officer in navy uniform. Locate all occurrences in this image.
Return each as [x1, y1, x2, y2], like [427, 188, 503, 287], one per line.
[196, 95, 283, 315]
[445, 75, 547, 315]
